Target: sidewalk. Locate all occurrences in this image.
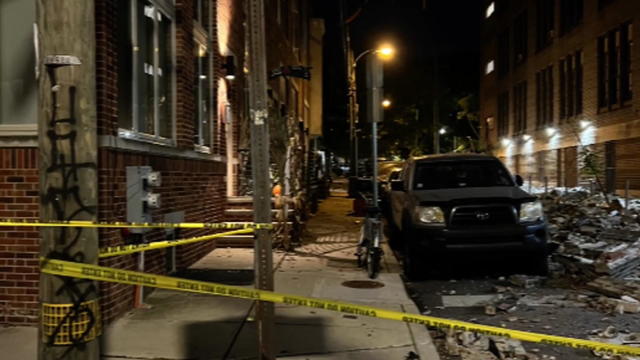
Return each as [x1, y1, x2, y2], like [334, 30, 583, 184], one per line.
[0, 184, 439, 360]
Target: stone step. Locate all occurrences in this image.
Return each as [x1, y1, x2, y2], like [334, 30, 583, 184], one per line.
[224, 208, 294, 215]
[216, 234, 254, 247]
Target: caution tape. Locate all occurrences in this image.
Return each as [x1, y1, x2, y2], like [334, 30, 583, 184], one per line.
[40, 258, 640, 356]
[0, 219, 272, 230]
[99, 228, 254, 258]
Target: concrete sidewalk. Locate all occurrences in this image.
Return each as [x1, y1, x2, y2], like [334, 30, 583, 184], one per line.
[1, 188, 439, 359]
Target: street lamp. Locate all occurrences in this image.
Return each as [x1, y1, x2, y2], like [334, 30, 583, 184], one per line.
[349, 44, 395, 177]
[438, 127, 446, 135]
[382, 99, 391, 108]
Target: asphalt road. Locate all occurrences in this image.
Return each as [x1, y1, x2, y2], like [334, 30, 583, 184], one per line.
[398, 254, 640, 360]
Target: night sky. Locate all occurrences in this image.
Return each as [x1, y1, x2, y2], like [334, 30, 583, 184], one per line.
[313, 0, 483, 157]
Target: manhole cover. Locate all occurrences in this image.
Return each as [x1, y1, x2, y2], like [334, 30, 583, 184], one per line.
[341, 280, 385, 289]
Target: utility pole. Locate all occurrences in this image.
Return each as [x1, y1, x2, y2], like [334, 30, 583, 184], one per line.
[247, 0, 275, 358]
[37, 1, 100, 359]
[433, 54, 440, 154]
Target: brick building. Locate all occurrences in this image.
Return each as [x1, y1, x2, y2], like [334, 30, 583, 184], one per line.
[480, 0, 640, 193]
[0, 0, 323, 326]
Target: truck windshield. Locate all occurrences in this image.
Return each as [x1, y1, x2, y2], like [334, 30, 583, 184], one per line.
[413, 160, 514, 190]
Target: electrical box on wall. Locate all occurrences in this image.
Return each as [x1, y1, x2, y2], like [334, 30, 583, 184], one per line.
[126, 166, 162, 233]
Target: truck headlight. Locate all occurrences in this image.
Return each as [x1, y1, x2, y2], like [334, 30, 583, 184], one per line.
[416, 206, 445, 224]
[520, 201, 544, 223]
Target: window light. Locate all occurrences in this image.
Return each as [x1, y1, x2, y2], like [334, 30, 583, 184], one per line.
[485, 2, 495, 18]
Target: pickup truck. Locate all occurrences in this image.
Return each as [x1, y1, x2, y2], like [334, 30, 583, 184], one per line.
[389, 153, 549, 279]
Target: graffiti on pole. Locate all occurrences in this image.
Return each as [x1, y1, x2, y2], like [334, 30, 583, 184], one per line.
[41, 56, 99, 348]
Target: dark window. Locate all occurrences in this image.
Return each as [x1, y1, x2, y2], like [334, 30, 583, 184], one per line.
[536, 65, 553, 128]
[598, 0, 616, 10]
[496, 0, 509, 15]
[513, 81, 527, 134]
[117, 0, 174, 139]
[194, 0, 209, 29]
[559, 50, 583, 120]
[498, 29, 510, 77]
[413, 161, 514, 190]
[497, 91, 509, 136]
[598, 22, 633, 110]
[513, 11, 528, 66]
[560, 0, 583, 35]
[536, 0, 555, 51]
[282, 0, 290, 39]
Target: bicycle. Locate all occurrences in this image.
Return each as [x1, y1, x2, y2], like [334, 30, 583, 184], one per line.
[356, 205, 384, 279]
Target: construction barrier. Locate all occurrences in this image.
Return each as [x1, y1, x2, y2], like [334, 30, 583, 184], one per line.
[98, 228, 254, 258]
[0, 219, 273, 230]
[40, 258, 640, 356]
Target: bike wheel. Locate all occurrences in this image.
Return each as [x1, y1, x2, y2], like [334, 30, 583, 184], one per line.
[367, 248, 381, 279]
[356, 241, 368, 268]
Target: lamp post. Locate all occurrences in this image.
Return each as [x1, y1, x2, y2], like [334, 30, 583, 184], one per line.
[349, 45, 394, 177]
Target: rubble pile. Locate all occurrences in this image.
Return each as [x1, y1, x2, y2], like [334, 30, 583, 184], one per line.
[441, 329, 552, 360]
[541, 189, 640, 280]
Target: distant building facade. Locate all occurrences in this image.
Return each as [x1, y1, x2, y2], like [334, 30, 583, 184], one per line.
[480, 0, 640, 193]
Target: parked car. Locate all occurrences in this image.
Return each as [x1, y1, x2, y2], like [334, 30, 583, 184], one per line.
[378, 161, 403, 217]
[389, 153, 549, 279]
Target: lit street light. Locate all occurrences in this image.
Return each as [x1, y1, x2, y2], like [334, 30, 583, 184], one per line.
[349, 43, 395, 177]
[382, 99, 391, 108]
[438, 127, 446, 135]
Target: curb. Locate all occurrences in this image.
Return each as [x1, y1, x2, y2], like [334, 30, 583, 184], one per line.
[381, 242, 441, 360]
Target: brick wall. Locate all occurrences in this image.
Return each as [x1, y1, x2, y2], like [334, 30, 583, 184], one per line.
[93, 0, 231, 324]
[97, 149, 226, 323]
[0, 148, 40, 325]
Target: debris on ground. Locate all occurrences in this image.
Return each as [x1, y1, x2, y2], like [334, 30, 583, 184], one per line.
[541, 189, 640, 282]
[588, 325, 640, 360]
[440, 329, 548, 359]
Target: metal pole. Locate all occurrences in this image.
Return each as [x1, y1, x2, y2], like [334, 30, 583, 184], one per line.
[625, 180, 630, 212]
[247, 0, 274, 358]
[528, 175, 532, 193]
[367, 55, 383, 207]
[544, 176, 548, 195]
[372, 121, 379, 206]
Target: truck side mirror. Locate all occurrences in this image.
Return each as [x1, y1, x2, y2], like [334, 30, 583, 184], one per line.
[390, 180, 405, 192]
[514, 175, 524, 187]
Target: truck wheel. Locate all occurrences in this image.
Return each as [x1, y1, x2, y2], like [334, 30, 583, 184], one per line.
[403, 241, 423, 281]
[387, 222, 402, 250]
[530, 254, 549, 276]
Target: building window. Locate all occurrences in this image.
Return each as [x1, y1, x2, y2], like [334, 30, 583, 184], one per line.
[536, 0, 555, 52]
[560, 0, 583, 36]
[598, 0, 616, 10]
[485, 60, 495, 75]
[536, 65, 553, 129]
[281, 0, 290, 39]
[513, 11, 528, 66]
[486, 2, 495, 18]
[559, 50, 583, 120]
[497, 91, 509, 136]
[0, 0, 36, 127]
[291, 0, 301, 58]
[498, 29, 510, 77]
[513, 81, 527, 134]
[117, 0, 175, 141]
[598, 22, 633, 110]
[194, 0, 209, 28]
[194, 44, 211, 148]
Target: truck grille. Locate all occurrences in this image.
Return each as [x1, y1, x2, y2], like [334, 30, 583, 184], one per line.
[449, 205, 516, 227]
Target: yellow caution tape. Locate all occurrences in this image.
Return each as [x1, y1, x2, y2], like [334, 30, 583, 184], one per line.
[40, 258, 640, 356]
[99, 228, 254, 258]
[0, 219, 273, 230]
